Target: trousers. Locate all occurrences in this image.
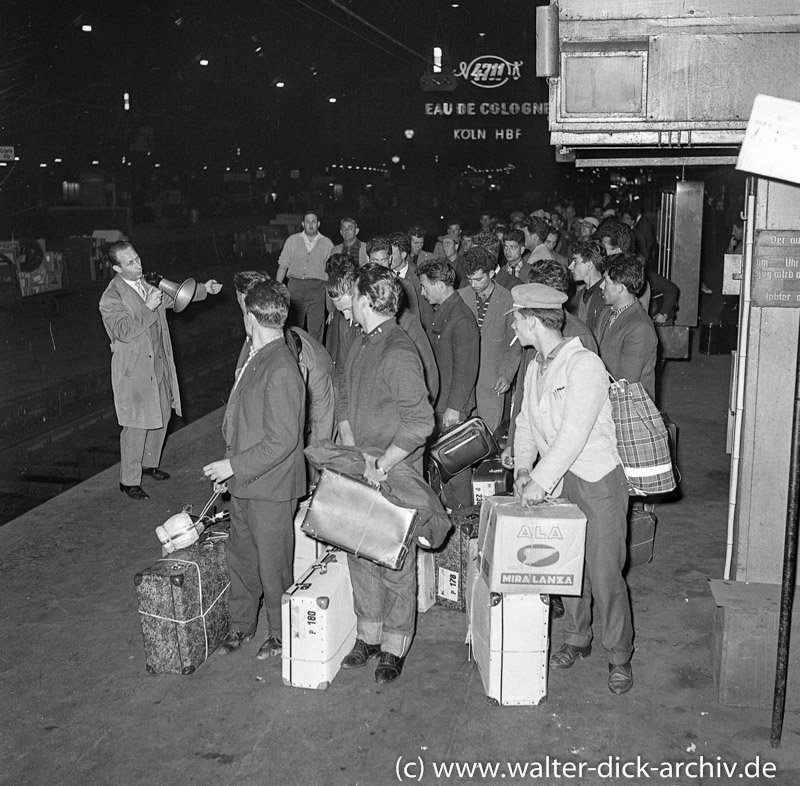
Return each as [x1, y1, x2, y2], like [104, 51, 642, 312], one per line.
[119, 376, 171, 486]
[227, 496, 297, 637]
[287, 278, 326, 344]
[347, 541, 417, 658]
[560, 464, 633, 665]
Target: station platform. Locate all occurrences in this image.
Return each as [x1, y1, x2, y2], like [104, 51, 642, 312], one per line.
[2, 337, 799, 785]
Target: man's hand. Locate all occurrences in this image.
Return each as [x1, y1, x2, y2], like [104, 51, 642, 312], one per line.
[494, 376, 511, 395]
[203, 459, 233, 483]
[513, 469, 531, 498]
[362, 454, 386, 487]
[204, 279, 222, 295]
[519, 478, 547, 507]
[144, 288, 163, 311]
[212, 480, 228, 494]
[500, 446, 514, 470]
[442, 407, 461, 429]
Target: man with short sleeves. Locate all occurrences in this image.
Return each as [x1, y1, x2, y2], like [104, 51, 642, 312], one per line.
[276, 212, 333, 342]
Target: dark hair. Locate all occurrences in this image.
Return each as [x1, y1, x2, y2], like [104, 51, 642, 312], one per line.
[388, 231, 410, 256]
[245, 280, 290, 328]
[354, 263, 402, 315]
[512, 216, 532, 231]
[325, 253, 358, 298]
[606, 222, 634, 254]
[518, 307, 565, 331]
[462, 246, 498, 277]
[446, 219, 462, 231]
[107, 241, 133, 266]
[418, 257, 455, 287]
[471, 231, 501, 257]
[503, 229, 525, 247]
[303, 211, 320, 221]
[234, 270, 270, 295]
[572, 239, 607, 270]
[366, 236, 392, 257]
[529, 217, 550, 244]
[528, 258, 570, 293]
[603, 252, 645, 295]
[407, 225, 426, 239]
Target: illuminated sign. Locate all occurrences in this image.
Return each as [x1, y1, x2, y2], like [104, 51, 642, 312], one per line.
[455, 55, 523, 89]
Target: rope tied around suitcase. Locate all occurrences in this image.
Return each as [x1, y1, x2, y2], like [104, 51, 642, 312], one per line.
[138, 558, 230, 661]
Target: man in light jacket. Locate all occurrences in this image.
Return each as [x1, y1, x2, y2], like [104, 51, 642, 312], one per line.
[99, 241, 221, 500]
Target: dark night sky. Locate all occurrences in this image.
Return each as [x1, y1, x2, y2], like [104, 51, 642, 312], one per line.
[1, 0, 551, 177]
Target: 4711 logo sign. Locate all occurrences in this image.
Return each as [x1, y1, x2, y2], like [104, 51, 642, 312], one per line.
[456, 55, 523, 89]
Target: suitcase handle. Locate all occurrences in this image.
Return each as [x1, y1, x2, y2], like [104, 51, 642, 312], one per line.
[442, 432, 482, 455]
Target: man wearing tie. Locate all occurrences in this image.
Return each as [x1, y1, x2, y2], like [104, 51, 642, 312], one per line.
[99, 242, 222, 500]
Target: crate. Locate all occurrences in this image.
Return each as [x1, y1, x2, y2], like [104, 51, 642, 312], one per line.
[709, 579, 800, 709]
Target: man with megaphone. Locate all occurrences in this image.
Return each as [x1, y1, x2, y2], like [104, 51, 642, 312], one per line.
[99, 241, 222, 500]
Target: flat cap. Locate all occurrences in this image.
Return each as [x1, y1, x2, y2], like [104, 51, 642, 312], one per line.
[580, 216, 600, 228]
[506, 283, 568, 313]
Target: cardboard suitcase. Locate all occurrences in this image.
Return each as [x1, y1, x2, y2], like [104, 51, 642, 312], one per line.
[282, 549, 357, 690]
[467, 545, 549, 706]
[134, 536, 230, 675]
[434, 506, 480, 611]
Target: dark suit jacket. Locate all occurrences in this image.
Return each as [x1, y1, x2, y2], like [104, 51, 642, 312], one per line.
[427, 290, 480, 415]
[399, 260, 435, 331]
[596, 301, 658, 402]
[223, 338, 306, 501]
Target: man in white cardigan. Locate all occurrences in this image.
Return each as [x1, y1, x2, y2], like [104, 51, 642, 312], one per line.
[510, 283, 634, 696]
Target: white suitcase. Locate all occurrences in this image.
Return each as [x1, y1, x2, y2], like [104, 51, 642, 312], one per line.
[293, 500, 325, 580]
[282, 549, 357, 690]
[467, 546, 549, 706]
[417, 550, 436, 612]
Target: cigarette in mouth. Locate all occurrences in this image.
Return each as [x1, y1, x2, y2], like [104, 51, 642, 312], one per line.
[509, 335, 519, 346]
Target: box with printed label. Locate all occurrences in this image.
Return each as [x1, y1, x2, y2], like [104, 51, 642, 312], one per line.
[477, 496, 586, 596]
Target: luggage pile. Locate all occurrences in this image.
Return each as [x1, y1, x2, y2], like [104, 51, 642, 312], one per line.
[466, 496, 587, 706]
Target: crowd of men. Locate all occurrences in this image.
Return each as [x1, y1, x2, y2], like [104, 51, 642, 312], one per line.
[102, 201, 672, 693]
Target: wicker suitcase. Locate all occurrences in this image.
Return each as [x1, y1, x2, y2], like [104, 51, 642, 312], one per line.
[134, 534, 230, 675]
[282, 549, 357, 690]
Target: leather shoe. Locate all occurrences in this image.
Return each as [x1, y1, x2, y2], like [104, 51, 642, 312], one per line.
[608, 662, 634, 695]
[549, 642, 592, 669]
[341, 639, 382, 669]
[217, 628, 254, 655]
[120, 483, 149, 500]
[549, 595, 565, 619]
[142, 467, 170, 481]
[256, 635, 282, 660]
[375, 652, 405, 684]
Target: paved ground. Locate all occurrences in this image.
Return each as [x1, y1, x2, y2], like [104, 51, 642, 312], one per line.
[2, 327, 799, 785]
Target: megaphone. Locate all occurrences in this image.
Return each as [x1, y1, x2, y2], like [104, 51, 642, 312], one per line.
[144, 273, 197, 313]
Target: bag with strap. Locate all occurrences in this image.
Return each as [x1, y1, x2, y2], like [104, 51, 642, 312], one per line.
[429, 416, 499, 483]
[608, 378, 676, 496]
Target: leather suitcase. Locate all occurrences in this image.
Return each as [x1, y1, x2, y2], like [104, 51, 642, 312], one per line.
[282, 549, 357, 690]
[302, 468, 418, 570]
[627, 507, 658, 569]
[134, 535, 230, 675]
[434, 506, 480, 611]
[466, 545, 549, 706]
[430, 417, 499, 482]
[293, 500, 325, 580]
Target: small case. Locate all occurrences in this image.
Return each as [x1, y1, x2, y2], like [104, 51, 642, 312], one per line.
[429, 417, 499, 482]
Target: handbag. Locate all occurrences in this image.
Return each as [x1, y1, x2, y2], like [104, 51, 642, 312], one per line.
[301, 468, 418, 570]
[429, 416, 499, 483]
[608, 378, 677, 496]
